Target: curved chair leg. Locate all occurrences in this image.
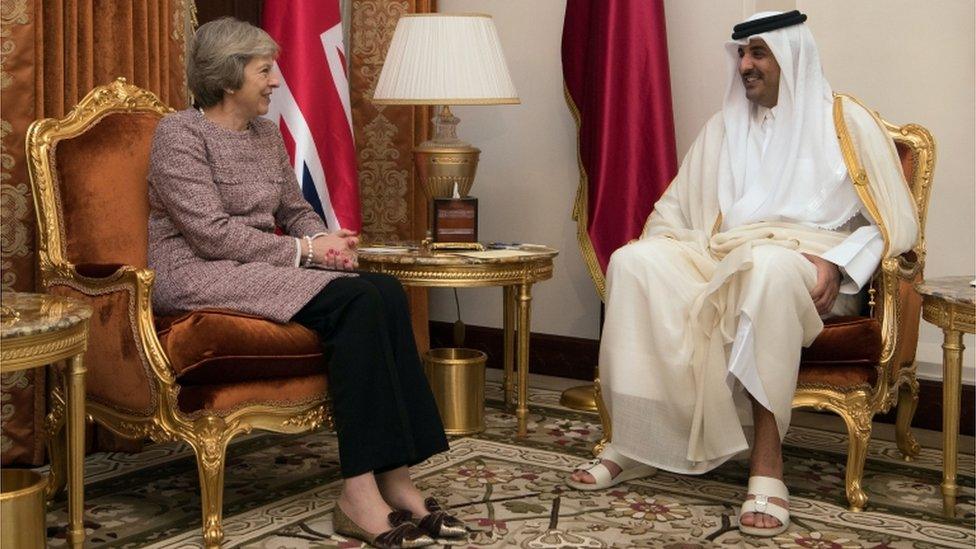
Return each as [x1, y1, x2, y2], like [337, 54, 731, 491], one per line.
[839, 404, 872, 511]
[188, 415, 235, 549]
[895, 376, 921, 461]
[44, 377, 68, 500]
[592, 371, 612, 457]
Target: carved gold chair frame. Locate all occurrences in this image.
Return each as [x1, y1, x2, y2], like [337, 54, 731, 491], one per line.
[27, 78, 333, 548]
[592, 96, 935, 512]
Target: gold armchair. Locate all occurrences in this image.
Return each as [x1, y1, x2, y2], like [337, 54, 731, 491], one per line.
[27, 78, 333, 548]
[792, 97, 935, 511]
[593, 99, 935, 512]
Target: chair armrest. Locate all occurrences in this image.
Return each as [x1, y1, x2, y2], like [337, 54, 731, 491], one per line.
[873, 252, 924, 390]
[43, 262, 175, 416]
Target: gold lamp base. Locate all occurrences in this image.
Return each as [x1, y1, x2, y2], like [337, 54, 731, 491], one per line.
[415, 144, 482, 248]
[414, 144, 481, 198]
[413, 105, 486, 248]
[560, 383, 598, 412]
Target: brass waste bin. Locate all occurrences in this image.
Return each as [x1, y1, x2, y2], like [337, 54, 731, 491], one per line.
[424, 348, 487, 435]
[1, 469, 47, 548]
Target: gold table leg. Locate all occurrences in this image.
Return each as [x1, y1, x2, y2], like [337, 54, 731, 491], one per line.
[941, 328, 964, 518]
[66, 353, 87, 547]
[503, 286, 515, 409]
[516, 283, 532, 437]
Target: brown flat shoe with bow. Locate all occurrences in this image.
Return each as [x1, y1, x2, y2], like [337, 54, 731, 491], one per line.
[333, 503, 434, 548]
[413, 497, 468, 539]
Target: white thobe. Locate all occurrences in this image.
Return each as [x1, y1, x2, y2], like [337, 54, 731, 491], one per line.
[600, 96, 917, 475]
[726, 105, 883, 412]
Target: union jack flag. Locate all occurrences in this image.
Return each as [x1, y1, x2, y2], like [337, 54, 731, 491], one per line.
[263, 0, 361, 232]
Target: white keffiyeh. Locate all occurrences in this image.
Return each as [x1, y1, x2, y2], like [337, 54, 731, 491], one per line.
[719, 11, 861, 231]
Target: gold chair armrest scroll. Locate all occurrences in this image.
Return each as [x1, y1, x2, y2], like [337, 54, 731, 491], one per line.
[43, 262, 175, 417]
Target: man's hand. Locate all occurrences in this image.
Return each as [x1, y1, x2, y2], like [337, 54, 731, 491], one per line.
[802, 253, 841, 315]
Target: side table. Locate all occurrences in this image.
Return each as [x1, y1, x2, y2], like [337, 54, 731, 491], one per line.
[359, 245, 557, 437]
[1, 292, 92, 547]
[916, 276, 975, 518]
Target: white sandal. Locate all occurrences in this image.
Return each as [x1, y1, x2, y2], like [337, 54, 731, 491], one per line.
[566, 445, 656, 491]
[738, 476, 790, 537]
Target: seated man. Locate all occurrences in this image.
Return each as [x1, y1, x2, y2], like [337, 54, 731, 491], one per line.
[567, 10, 918, 537]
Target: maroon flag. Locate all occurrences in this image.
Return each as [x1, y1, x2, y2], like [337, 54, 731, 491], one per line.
[563, 0, 677, 298]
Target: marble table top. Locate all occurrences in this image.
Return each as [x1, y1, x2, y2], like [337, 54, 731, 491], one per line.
[916, 276, 976, 306]
[1, 292, 92, 340]
[358, 243, 558, 266]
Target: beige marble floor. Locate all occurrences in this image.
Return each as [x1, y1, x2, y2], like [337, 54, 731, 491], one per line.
[503, 368, 976, 452]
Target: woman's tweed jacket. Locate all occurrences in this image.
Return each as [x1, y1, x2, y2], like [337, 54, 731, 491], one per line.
[148, 109, 353, 323]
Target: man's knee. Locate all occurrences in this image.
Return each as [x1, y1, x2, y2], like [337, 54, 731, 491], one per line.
[749, 245, 811, 287]
[608, 238, 682, 277]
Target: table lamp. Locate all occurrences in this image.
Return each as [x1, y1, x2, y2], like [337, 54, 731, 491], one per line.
[372, 13, 519, 249]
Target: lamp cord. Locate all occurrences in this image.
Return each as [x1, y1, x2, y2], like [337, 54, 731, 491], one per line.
[452, 288, 465, 347]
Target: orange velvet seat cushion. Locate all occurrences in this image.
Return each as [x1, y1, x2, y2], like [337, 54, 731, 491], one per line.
[156, 309, 323, 385]
[176, 374, 329, 415]
[798, 315, 882, 387]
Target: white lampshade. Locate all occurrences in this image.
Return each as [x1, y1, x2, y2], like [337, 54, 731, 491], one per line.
[372, 14, 519, 105]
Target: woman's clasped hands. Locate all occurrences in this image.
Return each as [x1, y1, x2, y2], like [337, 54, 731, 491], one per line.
[309, 229, 359, 271]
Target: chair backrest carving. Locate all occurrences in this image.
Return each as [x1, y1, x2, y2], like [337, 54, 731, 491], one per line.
[885, 121, 936, 263]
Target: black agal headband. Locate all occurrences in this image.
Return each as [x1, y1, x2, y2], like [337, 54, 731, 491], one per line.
[731, 10, 807, 40]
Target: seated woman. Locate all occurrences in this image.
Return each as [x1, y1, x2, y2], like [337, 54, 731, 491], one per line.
[148, 17, 464, 549]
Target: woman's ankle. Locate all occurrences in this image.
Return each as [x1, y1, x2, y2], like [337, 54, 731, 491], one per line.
[377, 484, 428, 516]
[340, 475, 392, 512]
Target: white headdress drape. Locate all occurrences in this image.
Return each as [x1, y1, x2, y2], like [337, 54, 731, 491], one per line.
[718, 12, 861, 230]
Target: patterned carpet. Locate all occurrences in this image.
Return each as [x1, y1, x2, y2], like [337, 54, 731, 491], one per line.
[41, 382, 974, 548]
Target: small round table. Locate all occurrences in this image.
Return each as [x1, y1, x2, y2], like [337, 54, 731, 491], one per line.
[1, 292, 92, 547]
[359, 245, 558, 437]
[916, 276, 975, 518]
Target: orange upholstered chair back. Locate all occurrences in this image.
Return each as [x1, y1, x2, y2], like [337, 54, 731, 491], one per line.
[28, 78, 172, 273]
[53, 112, 161, 268]
[896, 143, 914, 191]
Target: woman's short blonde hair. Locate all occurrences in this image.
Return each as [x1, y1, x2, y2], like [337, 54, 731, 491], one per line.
[187, 17, 279, 108]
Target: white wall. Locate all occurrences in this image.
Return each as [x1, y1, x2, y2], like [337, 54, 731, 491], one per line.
[432, 0, 976, 382]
